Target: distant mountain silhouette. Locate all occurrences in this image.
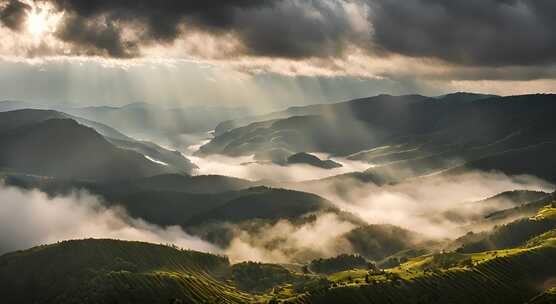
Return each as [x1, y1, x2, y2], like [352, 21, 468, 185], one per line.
[0, 118, 173, 181]
[111, 173, 255, 194]
[202, 93, 556, 183]
[184, 186, 337, 226]
[1, 173, 346, 234]
[61, 102, 247, 140]
[0, 100, 248, 148]
[0, 109, 195, 177]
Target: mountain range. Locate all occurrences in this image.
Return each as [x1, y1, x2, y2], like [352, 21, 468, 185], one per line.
[0, 100, 249, 148]
[0, 109, 195, 181]
[1, 92, 555, 303]
[200, 93, 556, 183]
[2, 202, 555, 303]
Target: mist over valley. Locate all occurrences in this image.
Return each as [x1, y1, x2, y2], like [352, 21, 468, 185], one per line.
[1, 1, 556, 302]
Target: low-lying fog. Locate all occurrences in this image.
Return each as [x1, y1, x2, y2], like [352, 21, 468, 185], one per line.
[1, 135, 554, 264]
[176, 134, 371, 182]
[294, 171, 553, 238]
[219, 172, 553, 263]
[188, 153, 370, 182]
[0, 184, 218, 255]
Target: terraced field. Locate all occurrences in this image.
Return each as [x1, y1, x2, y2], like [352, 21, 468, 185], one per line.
[0, 239, 254, 304]
[2, 208, 555, 304]
[292, 237, 556, 304]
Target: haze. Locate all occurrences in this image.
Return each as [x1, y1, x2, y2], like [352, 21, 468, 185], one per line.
[1, 1, 556, 303]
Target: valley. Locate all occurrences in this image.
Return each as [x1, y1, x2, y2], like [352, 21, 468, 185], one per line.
[2, 1, 556, 302]
[1, 93, 556, 303]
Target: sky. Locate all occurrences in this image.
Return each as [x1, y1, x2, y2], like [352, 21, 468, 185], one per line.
[1, 0, 555, 110]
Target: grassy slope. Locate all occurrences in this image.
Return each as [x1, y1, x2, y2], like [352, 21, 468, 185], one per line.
[231, 262, 313, 294]
[290, 207, 556, 304]
[309, 254, 371, 275]
[0, 239, 253, 304]
[292, 237, 556, 304]
[2, 225, 555, 303]
[458, 204, 556, 253]
[342, 224, 424, 261]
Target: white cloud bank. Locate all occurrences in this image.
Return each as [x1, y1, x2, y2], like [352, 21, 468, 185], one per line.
[0, 183, 218, 254]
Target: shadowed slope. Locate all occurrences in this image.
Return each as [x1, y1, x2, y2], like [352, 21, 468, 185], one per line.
[0, 239, 253, 304]
[0, 118, 170, 181]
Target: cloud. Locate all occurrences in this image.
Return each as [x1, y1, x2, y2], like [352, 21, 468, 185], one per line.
[44, 0, 273, 58]
[369, 0, 556, 66]
[1, 0, 553, 67]
[1, 0, 556, 91]
[186, 139, 555, 263]
[55, 13, 139, 58]
[291, 171, 554, 239]
[0, 0, 371, 60]
[232, 0, 371, 59]
[188, 153, 370, 182]
[206, 171, 552, 264]
[0, 182, 218, 254]
[224, 213, 356, 263]
[0, 0, 30, 31]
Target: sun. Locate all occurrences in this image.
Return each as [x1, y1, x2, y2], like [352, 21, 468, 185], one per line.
[25, 3, 62, 41]
[27, 7, 48, 38]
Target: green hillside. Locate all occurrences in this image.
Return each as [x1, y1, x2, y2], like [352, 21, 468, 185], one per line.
[308, 254, 372, 275]
[483, 192, 555, 223]
[2, 221, 555, 304]
[449, 190, 550, 222]
[342, 224, 426, 261]
[0, 239, 253, 304]
[458, 204, 556, 253]
[291, 232, 556, 304]
[281, 205, 556, 304]
[231, 262, 312, 294]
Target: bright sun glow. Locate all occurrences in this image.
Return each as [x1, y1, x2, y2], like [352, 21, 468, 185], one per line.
[25, 2, 62, 41]
[27, 8, 48, 38]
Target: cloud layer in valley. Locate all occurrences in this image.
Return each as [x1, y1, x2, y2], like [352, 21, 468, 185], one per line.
[188, 153, 370, 182]
[224, 213, 356, 263]
[1, 168, 553, 263]
[294, 171, 554, 239]
[185, 152, 555, 263]
[0, 183, 218, 254]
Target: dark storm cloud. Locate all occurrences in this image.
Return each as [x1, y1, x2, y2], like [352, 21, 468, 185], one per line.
[39, 0, 556, 65]
[1, 0, 556, 71]
[0, 0, 30, 31]
[55, 14, 139, 58]
[48, 0, 276, 58]
[369, 0, 556, 66]
[49, 0, 271, 39]
[0, 0, 367, 59]
[48, 0, 367, 59]
[234, 1, 365, 58]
